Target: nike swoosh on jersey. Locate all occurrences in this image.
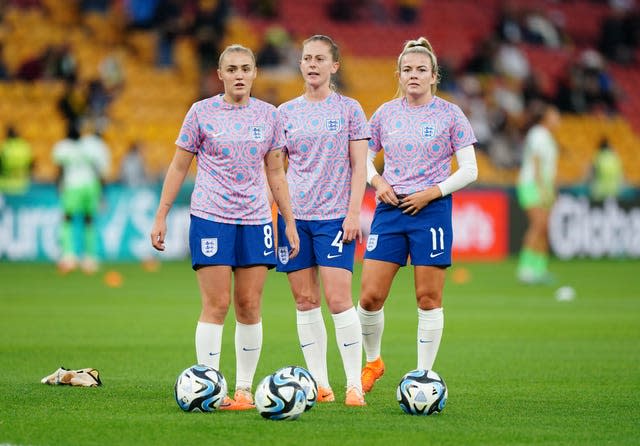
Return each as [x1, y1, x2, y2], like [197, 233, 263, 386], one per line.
[430, 251, 445, 258]
[211, 132, 224, 137]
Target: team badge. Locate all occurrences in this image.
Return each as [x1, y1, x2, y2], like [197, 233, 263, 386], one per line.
[250, 125, 265, 142]
[278, 247, 289, 264]
[201, 238, 218, 257]
[325, 118, 341, 133]
[420, 123, 437, 140]
[366, 234, 378, 252]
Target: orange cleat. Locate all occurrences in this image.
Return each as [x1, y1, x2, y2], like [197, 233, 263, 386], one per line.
[361, 357, 385, 393]
[219, 388, 255, 411]
[345, 386, 366, 406]
[316, 386, 335, 403]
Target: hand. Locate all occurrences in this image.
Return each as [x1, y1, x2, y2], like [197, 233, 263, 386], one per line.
[372, 176, 399, 206]
[398, 186, 441, 216]
[150, 218, 167, 251]
[342, 211, 362, 243]
[284, 222, 300, 259]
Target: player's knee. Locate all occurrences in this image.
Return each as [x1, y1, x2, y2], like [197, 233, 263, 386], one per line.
[416, 291, 442, 309]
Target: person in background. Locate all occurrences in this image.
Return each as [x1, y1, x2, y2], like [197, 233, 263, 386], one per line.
[0, 126, 33, 195]
[358, 37, 478, 394]
[53, 122, 111, 274]
[516, 102, 561, 284]
[276, 35, 369, 407]
[150, 44, 299, 411]
[589, 137, 624, 202]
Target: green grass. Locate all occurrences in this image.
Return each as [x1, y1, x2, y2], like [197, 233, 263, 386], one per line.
[1, 258, 639, 445]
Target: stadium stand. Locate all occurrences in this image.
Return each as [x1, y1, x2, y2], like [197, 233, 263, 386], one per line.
[0, 0, 638, 186]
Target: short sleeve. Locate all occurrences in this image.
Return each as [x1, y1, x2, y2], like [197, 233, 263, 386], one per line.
[175, 103, 202, 153]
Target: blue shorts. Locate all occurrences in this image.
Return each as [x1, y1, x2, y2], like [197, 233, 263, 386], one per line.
[364, 195, 452, 267]
[276, 216, 355, 273]
[189, 215, 276, 270]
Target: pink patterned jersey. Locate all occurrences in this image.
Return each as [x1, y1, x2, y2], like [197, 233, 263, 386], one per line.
[176, 94, 285, 224]
[369, 96, 477, 194]
[278, 92, 370, 220]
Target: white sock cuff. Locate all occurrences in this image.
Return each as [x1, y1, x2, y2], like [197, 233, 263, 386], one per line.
[296, 307, 323, 324]
[357, 302, 384, 324]
[418, 307, 444, 329]
[197, 321, 223, 330]
[331, 307, 358, 329]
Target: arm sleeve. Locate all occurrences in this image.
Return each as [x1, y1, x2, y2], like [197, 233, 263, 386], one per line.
[437, 145, 478, 196]
[366, 149, 380, 185]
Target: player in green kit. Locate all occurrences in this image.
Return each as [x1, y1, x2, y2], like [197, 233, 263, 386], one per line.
[53, 124, 111, 274]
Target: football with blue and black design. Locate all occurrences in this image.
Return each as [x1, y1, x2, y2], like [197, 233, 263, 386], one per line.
[273, 365, 318, 411]
[254, 371, 307, 420]
[397, 369, 447, 415]
[174, 365, 227, 412]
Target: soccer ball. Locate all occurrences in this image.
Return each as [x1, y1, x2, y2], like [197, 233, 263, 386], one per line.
[397, 369, 448, 415]
[273, 365, 318, 411]
[174, 365, 227, 412]
[254, 371, 307, 420]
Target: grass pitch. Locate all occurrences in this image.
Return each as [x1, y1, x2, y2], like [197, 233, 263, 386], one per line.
[1, 258, 639, 445]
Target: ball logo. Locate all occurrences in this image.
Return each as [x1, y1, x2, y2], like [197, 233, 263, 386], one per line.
[250, 125, 265, 142]
[420, 123, 437, 140]
[201, 238, 218, 257]
[366, 234, 378, 251]
[325, 118, 341, 133]
[278, 247, 289, 264]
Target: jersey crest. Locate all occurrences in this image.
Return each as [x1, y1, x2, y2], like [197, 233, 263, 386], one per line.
[201, 238, 218, 257]
[278, 246, 289, 264]
[420, 123, 437, 140]
[250, 125, 265, 142]
[366, 234, 378, 252]
[325, 118, 341, 133]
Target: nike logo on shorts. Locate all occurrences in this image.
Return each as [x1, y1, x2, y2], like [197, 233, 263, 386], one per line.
[430, 251, 444, 258]
[264, 250, 274, 256]
[327, 253, 342, 259]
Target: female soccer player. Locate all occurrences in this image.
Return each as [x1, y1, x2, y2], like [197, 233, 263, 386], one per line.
[150, 44, 299, 411]
[276, 35, 369, 406]
[358, 37, 478, 393]
[516, 102, 561, 284]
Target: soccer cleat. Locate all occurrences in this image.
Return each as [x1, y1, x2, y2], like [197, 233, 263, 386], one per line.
[345, 385, 366, 406]
[316, 386, 335, 403]
[219, 388, 255, 411]
[361, 357, 385, 393]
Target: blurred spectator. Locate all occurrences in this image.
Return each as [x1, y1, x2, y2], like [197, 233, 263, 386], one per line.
[495, 2, 524, 44]
[81, 0, 109, 13]
[119, 141, 153, 188]
[589, 137, 624, 201]
[256, 26, 298, 74]
[465, 38, 498, 75]
[493, 41, 530, 80]
[522, 7, 563, 48]
[154, 0, 196, 67]
[124, 0, 161, 29]
[192, 0, 230, 71]
[58, 79, 89, 133]
[248, 0, 279, 18]
[395, 0, 420, 23]
[0, 45, 9, 80]
[327, 0, 363, 21]
[0, 126, 33, 194]
[599, 5, 638, 64]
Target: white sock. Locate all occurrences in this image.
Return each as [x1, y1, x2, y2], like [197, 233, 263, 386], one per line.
[235, 321, 262, 391]
[357, 302, 384, 362]
[332, 307, 362, 390]
[297, 308, 329, 388]
[417, 307, 444, 370]
[195, 321, 223, 370]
